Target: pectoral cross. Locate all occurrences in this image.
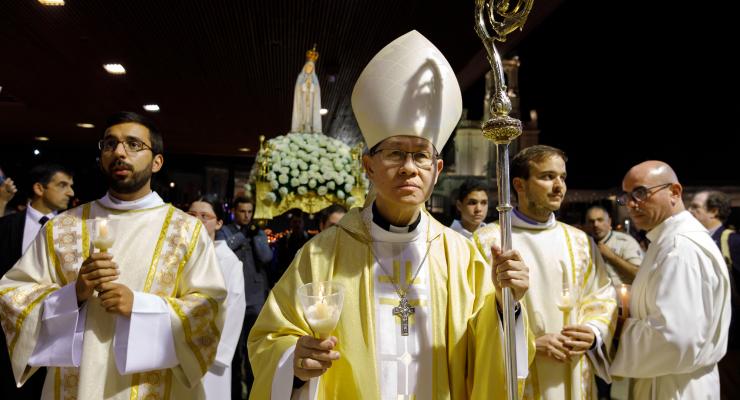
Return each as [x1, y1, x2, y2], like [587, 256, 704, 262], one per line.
[392, 296, 415, 336]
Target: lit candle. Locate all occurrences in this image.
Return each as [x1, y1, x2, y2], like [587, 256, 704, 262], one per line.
[98, 219, 109, 238]
[93, 218, 115, 252]
[306, 302, 339, 339]
[619, 284, 630, 318]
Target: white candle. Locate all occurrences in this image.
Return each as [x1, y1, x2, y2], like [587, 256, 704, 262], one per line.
[559, 288, 573, 312]
[306, 302, 339, 338]
[93, 218, 114, 251]
[99, 219, 109, 238]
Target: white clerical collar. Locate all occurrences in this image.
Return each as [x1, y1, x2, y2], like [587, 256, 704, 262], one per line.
[98, 191, 165, 211]
[25, 202, 56, 222]
[512, 207, 556, 230]
[646, 210, 695, 243]
[450, 219, 485, 239]
[363, 202, 427, 243]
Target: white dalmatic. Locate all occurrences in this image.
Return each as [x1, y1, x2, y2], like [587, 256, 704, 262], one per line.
[369, 210, 433, 400]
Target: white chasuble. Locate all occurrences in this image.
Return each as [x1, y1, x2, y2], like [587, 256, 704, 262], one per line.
[368, 210, 433, 400]
[475, 210, 617, 400]
[0, 193, 227, 400]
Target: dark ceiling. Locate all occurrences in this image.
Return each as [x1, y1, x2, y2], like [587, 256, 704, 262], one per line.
[1, 0, 738, 188]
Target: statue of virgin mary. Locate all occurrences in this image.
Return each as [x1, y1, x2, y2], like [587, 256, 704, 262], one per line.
[290, 45, 322, 133]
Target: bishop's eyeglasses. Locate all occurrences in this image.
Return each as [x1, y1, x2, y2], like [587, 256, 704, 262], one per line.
[371, 148, 437, 169]
[616, 183, 673, 206]
[98, 138, 153, 154]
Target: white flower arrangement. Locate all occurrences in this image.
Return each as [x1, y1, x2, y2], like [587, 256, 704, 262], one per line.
[253, 133, 367, 203]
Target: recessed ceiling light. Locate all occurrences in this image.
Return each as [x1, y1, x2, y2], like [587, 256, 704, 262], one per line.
[238, 147, 250, 152]
[33, 149, 41, 155]
[320, 108, 328, 115]
[169, 182, 176, 188]
[34, 136, 50, 141]
[103, 63, 126, 75]
[76, 123, 95, 129]
[38, 0, 64, 6]
[143, 104, 160, 112]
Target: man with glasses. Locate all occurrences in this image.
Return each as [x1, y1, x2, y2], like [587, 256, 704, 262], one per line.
[0, 111, 227, 399]
[249, 31, 532, 399]
[474, 145, 617, 400]
[610, 161, 730, 399]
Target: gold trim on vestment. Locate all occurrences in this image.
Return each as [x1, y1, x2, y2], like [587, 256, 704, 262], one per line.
[54, 367, 60, 400]
[9, 287, 57, 357]
[46, 220, 66, 285]
[81, 203, 91, 259]
[143, 206, 175, 292]
[560, 223, 577, 287]
[129, 372, 140, 400]
[171, 220, 202, 296]
[165, 297, 208, 374]
[0, 286, 18, 296]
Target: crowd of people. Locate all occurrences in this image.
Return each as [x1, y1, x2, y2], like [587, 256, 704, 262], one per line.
[0, 30, 737, 400]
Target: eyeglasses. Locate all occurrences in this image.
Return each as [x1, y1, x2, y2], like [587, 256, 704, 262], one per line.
[616, 183, 673, 206]
[371, 148, 437, 169]
[98, 137, 153, 154]
[187, 211, 218, 221]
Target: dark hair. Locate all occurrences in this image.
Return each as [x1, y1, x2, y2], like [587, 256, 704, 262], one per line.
[456, 179, 488, 202]
[28, 163, 73, 195]
[193, 194, 224, 222]
[585, 204, 611, 222]
[511, 145, 567, 184]
[233, 196, 254, 209]
[104, 111, 164, 155]
[705, 191, 732, 222]
[320, 204, 347, 226]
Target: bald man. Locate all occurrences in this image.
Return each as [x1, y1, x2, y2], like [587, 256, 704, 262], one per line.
[610, 161, 731, 399]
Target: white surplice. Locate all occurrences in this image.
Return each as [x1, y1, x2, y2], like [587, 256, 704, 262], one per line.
[203, 240, 246, 399]
[610, 211, 731, 399]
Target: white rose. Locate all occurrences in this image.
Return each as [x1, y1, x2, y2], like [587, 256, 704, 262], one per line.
[264, 192, 277, 204]
[297, 186, 308, 195]
[279, 187, 289, 196]
[308, 179, 317, 189]
[291, 178, 300, 187]
[327, 181, 336, 190]
[280, 167, 290, 175]
[317, 186, 328, 196]
[270, 180, 279, 190]
[337, 190, 345, 199]
[344, 183, 353, 193]
[290, 161, 298, 170]
[346, 196, 356, 206]
[278, 174, 289, 184]
[299, 176, 308, 185]
[281, 158, 291, 166]
[309, 163, 320, 171]
[267, 172, 277, 181]
[290, 169, 300, 178]
[335, 175, 345, 185]
[345, 175, 355, 185]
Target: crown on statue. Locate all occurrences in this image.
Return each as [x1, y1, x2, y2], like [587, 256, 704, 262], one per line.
[305, 44, 319, 62]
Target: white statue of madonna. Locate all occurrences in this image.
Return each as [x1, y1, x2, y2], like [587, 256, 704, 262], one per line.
[290, 45, 322, 133]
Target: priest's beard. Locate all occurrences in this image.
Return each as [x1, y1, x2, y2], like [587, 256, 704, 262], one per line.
[525, 199, 556, 221]
[105, 159, 152, 194]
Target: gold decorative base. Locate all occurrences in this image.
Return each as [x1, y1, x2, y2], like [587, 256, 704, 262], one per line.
[481, 116, 522, 144]
[254, 181, 366, 220]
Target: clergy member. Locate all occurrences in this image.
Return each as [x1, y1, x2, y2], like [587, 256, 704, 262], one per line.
[0, 111, 227, 399]
[474, 145, 617, 400]
[248, 30, 533, 400]
[610, 161, 730, 399]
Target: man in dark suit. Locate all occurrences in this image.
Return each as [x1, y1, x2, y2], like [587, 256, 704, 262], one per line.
[690, 190, 740, 399]
[216, 196, 272, 399]
[0, 163, 74, 399]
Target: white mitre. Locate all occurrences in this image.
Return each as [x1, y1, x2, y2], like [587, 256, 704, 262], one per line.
[351, 30, 463, 150]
